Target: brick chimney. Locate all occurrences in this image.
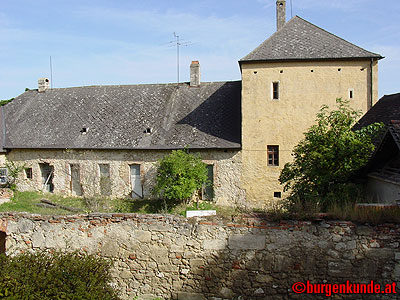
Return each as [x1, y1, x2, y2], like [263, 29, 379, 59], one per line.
[190, 61, 200, 87]
[276, 0, 286, 31]
[38, 78, 50, 93]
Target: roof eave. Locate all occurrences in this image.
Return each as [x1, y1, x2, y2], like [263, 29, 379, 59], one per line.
[239, 56, 384, 65]
[4, 145, 242, 151]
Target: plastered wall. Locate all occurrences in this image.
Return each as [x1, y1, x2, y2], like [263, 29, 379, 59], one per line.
[240, 60, 379, 207]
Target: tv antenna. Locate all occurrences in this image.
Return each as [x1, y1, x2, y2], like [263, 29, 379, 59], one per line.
[162, 33, 193, 86]
[49, 56, 53, 88]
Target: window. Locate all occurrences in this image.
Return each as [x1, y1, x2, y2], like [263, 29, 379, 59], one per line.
[267, 145, 279, 166]
[272, 82, 280, 100]
[349, 89, 354, 99]
[99, 164, 111, 196]
[25, 168, 33, 179]
[202, 164, 214, 200]
[130, 164, 143, 199]
[274, 192, 282, 198]
[69, 164, 82, 196]
[0, 168, 7, 185]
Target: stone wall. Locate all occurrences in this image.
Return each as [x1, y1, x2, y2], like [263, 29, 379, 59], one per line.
[1, 212, 399, 300]
[6, 149, 244, 207]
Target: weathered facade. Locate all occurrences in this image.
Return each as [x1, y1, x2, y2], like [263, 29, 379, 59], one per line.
[0, 1, 384, 207]
[8, 149, 245, 206]
[238, 5, 382, 207]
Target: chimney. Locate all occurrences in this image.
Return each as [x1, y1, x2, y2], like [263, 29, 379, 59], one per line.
[276, 0, 286, 31]
[38, 78, 50, 93]
[190, 61, 200, 87]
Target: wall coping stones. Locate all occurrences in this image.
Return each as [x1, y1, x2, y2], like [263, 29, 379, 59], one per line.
[1, 212, 400, 233]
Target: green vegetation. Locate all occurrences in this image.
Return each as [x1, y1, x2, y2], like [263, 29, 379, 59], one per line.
[279, 98, 384, 210]
[0, 250, 120, 299]
[153, 149, 208, 204]
[0, 98, 14, 107]
[0, 191, 86, 215]
[4, 161, 25, 191]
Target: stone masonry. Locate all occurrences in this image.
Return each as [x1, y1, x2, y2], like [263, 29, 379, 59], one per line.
[1, 213, 399, 300]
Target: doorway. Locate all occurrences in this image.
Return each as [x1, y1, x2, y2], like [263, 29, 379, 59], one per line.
[130, 164, 143, 199]
[39, 163, 54, 192]
[69, 164, 82, 196]
[0, 231, 6, 255]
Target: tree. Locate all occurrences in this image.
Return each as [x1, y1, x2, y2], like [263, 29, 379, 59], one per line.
[153, 149, 208, 204]
[279, 98, 384, 209]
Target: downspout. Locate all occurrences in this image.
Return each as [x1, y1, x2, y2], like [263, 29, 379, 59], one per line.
[370, 58, 374, 109]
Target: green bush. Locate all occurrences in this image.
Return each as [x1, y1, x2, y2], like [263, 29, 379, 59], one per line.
[153, 149, 208, 204]
[279, 98, 384, 210]
[0, 251, 120, 300]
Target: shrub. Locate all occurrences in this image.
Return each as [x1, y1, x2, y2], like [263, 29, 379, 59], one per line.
[279, 98, 384, 210]
[0, 251, 120, 300]
[153, 149, 208, 204]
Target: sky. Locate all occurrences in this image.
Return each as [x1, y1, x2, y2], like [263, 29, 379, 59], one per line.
[0, 0, 399, 99]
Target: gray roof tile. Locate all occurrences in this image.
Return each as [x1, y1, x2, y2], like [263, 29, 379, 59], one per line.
[240, 16, 382, 62]
[3, 81, 241, 150]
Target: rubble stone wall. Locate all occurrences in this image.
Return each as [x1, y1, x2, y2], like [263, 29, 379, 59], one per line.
[1, 213, 399, 300]
[6, 149, 244, 207]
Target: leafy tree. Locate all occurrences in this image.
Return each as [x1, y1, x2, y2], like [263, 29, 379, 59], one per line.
[153, 149, 208, 204]
[279, 98, 384, 209]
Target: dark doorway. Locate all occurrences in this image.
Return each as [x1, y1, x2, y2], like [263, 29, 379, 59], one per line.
[39, 163, 54, 192]
[0, 231, 6, 254]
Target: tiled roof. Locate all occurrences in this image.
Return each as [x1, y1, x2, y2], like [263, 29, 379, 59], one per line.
[2, 81, 241, 150]
[240, 16, 382, 62]
[355, 93, 400, 129]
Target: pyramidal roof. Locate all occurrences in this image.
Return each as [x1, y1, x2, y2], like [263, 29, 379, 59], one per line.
[240, 16, 383, 62]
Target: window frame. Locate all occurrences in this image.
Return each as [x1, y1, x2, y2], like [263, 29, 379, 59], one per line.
[271, 81, 280, 100]
[25, 167, 33, 179]
[0, 168, 8, 185]
[267, 145, 279, 166]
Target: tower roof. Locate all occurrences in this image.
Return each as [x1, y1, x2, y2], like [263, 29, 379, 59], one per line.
[240, 16, 383, 63]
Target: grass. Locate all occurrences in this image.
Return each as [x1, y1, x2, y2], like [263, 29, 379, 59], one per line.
[0, 191, 87, 215]
[0, 191, 239, 218]
[2, 191, 399, 225]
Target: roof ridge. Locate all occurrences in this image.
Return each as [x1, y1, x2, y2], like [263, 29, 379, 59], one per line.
[239, 16, 299, 61]
[28, 80, 242, 91]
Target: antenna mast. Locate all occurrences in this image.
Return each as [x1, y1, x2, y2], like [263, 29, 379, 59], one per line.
[49, 56, 53, 88]
[162, 33, 193, 87]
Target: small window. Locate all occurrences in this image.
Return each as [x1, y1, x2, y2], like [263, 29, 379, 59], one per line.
[267, 145, 279, 166]
[202, 164, 214, 200]
[272, 82, 279, 100]
[274, 192, 282, 198]
[25, 168, 33, 179]
[0, 168, 7, 185]
[349, 89, 354, 99]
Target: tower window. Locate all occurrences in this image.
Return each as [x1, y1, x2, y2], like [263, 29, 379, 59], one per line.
[274, 192, 282, 198]
[349, 89, 354, 99]
[267, 145, 279, 166]
[272, 82, 280, 100]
